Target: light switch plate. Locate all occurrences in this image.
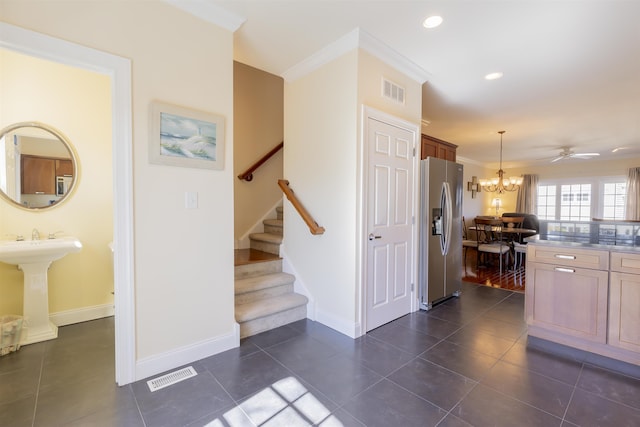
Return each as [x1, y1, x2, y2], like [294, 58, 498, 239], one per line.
[185, 192, 198, 209]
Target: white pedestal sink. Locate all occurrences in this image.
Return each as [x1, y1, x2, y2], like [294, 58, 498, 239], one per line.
[0, 237, 82, 345]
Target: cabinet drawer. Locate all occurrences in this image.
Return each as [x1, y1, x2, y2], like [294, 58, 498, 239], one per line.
[610, 251, 640, 274]
[528, 245, 609, 270]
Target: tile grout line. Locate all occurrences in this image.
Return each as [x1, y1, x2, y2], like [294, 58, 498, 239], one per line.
[30, 344, 47, 427]
[560, 363, 584, 425]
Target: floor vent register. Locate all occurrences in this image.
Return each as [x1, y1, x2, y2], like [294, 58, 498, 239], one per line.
[147, 366, 197, 392]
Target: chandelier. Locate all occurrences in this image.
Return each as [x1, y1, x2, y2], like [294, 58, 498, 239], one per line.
[479, 130, 523, 193]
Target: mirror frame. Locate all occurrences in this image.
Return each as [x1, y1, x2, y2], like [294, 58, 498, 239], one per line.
[0, 121, 79, 211]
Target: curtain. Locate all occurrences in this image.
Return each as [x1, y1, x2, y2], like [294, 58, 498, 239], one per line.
[626, 167, 640, 220]
[516, 174, 538, 213]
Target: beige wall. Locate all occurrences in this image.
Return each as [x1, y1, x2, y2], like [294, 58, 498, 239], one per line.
[0, 48, 113, 317]
[1, 0, 235, 368]
[284, 48, 421, 336]
[233, 62, 284, 241]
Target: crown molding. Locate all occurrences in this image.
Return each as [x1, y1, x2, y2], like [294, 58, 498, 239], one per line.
[162, 0, 246, 32]
[282, 28, 430, 84]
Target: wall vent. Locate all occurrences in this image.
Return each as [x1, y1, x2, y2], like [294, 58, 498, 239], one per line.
[382, 78, 405, 104]
[147, 366, 197, 392]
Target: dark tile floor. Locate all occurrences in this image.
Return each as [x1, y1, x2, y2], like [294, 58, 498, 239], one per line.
[2, 281, 640, 426]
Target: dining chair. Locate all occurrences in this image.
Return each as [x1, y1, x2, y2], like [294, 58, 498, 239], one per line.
[501, 216, 526, 270]
[513, 241, 527, 269]
[462, 216, 478, 268]
[500, 216, 525, 243]
[474, 217, 510, 273]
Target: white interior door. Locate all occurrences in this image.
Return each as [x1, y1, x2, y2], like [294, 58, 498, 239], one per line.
[365, 115, 415, 332]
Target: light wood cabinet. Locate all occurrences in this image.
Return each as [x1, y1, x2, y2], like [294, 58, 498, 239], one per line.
[526, 261, 608, 343]
[421, 134, 457, 161]
[526, 244, 640, 366]
[609, 252, 640, 352]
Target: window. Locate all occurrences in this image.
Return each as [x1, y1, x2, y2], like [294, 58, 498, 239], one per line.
[537, 185, 556, 220]
[560, 184, 591, 221]
[536, 178, 626, 221]
[602, 182, 626, 220]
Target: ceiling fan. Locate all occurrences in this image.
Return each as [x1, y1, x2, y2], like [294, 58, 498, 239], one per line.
[549, 147, 600, 163]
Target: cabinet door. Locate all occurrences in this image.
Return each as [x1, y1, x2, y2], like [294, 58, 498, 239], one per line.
[609, 271, 640, 352]
[526, 261, 608, 343]
[55, 159, 73, 176]
[421, 137, 438, 159]
[21, 156, 56, 194]
[421, 134, 457, 161]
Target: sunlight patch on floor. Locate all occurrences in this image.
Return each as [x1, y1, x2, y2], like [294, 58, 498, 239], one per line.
[204, 377, 346, 426]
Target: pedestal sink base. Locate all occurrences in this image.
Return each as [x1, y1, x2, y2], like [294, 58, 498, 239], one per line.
[21, 321, 58, 345]
[0, 237, 82, 345]
[20, 261, 58, 345]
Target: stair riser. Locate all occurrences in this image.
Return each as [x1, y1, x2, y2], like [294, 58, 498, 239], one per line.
[250, 239, 280, 255]
[235, 284, 293, 305]
[239, 305, 306, 339]
[235, 259, 282, 279]
[276, 207, 283, 221]
[263, 224, 283, 235]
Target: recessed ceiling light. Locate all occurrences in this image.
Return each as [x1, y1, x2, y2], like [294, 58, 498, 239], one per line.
[423, 15, 443, 29]
[485, 72, 504, 80]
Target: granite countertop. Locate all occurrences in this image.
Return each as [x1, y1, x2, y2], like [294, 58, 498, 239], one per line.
[525, 234, 640, 253]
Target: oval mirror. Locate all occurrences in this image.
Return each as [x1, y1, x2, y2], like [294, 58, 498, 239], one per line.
[0, 122, 78, 210]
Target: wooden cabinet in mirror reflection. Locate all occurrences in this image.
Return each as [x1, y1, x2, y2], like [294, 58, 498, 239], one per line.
[21, 155, 73, 195]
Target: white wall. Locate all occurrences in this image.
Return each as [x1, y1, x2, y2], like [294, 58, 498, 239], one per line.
[284, 46, 422, 337]
[284, 50, 360, 335]
[1, 1, 236, 377]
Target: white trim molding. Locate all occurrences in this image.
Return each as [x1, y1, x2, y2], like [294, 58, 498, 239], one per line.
[50, 304, 115, 327]
[136, 325, 239, 381]
[1, 22, 136, 386]
[282, 28, 430, 84]
[281, 250, 316, 321]
[162, 0, 246, 32]
[315, 309, 361, 339]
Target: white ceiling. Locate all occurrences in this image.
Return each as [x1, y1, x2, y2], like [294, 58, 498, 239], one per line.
[201, 0, 640, 168]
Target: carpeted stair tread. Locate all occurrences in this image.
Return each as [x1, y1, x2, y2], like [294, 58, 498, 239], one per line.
[249, 232, 283, 244]
[235, 272, 295, 295]
[235, 293, 308, 323]
[263, 219, 283, 227]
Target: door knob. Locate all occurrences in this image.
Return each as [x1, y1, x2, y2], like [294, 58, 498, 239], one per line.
[368, 233, 382, 241]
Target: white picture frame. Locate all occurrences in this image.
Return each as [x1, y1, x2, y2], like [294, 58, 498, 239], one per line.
[149, 101, 225, 170]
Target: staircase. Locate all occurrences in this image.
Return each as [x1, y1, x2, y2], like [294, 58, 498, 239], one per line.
[234, 207, 308, 338]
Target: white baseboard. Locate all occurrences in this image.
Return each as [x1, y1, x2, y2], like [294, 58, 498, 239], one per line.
[50, 303, 115, 327]
[135, 323, 240, 381]
[281, 251, 316, 321]
[237, 199, 283, 249]
[315, 308, 360, 339]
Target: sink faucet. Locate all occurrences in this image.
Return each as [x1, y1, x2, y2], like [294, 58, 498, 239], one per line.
[32, 228, 40, 241]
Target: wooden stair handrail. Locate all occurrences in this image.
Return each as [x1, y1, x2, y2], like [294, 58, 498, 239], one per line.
[278, 179, 325, 235]
[237, 141, 284, 182]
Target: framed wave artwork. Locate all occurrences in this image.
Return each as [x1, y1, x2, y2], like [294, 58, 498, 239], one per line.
[149, 101, 225, 170]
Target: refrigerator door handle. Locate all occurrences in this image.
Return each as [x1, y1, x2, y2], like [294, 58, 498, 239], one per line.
[441, 181, 453, 256]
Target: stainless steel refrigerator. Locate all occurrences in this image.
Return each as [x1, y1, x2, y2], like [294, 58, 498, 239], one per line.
[418, 157, 463, 310]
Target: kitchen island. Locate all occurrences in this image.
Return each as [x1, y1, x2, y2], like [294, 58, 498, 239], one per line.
[525, 220, 640, 366]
